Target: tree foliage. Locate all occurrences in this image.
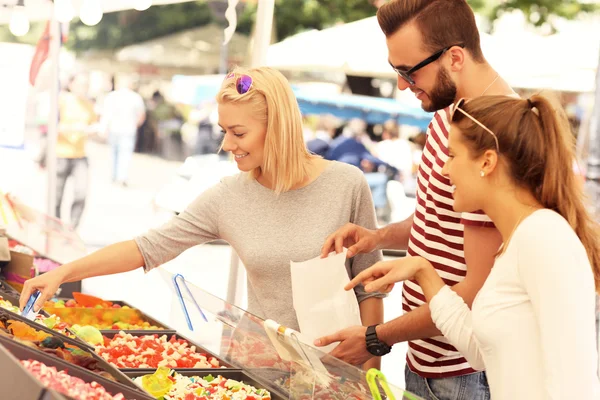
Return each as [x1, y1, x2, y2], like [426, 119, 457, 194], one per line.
[490, 0, 598, 31]
[0, 0, 596, 50]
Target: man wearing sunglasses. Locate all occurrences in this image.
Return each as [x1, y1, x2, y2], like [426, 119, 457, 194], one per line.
[317, 1, 516, 399]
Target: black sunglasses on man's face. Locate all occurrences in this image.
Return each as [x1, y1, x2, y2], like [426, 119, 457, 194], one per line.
[390, 44, 465, 86]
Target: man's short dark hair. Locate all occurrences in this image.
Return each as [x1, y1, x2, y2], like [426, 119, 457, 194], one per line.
[377, 0, 485, 63]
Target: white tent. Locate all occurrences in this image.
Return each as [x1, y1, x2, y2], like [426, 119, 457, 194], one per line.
[267, 13, 600, 93]
[266, 29, 341, 72]
[266, 16, 388, 77]
[114, 24, 250, 71]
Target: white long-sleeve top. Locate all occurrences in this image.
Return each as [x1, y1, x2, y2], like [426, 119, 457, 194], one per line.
[430, 209, 600, 399]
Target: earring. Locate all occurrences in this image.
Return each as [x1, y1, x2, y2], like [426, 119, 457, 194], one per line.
[480, 171, 485, 178]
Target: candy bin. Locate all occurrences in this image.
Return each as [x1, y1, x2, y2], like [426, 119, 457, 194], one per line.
[0, 338, 153, 399]
[43, 295, 173, 332]
[126, 367, 283, 400]
[95, 331, 231, 371]
[0, 293, 80, 341]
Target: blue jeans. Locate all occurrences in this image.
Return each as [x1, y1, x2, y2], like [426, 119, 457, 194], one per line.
[404, 366, 490, 400]
[56, 157, 88, 229]
[109, 133, 136, 183]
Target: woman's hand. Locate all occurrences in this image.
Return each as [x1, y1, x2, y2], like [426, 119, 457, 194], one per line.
[346, 256, 430, 293]
[20, 267, 68, 312]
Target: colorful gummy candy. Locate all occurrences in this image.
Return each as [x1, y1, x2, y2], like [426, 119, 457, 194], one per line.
[21, 359, 125, 400]
[95, 332, 221, 369]
[44, 299, 164, 330]
[0, 297, 19, 314]
[0, 295, 73, 337]
[0, 315, 117, 381]
[133, 368, 271, 400]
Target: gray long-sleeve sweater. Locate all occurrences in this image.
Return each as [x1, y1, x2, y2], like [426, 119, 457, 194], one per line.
[135, 161, 383, 330]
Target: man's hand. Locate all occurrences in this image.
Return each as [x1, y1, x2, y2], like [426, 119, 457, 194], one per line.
[321, 223, 380, 259]
[314, 326, 372, 366]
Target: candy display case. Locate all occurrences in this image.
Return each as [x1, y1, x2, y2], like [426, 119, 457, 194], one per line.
[0, 271, 423, 399]
[0, 253, 423, 398]
[150, 268, 423, 400]
[0, 336, 153, 400]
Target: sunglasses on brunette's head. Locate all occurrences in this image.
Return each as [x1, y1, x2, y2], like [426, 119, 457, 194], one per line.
[451, 98, 500, 153]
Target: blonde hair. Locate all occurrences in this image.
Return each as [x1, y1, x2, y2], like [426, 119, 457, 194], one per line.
[216, 66, 312, 194]
[454, 93, 600, 293]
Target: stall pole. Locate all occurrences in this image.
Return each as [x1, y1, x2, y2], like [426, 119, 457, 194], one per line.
[46, 14, 61, 221]
[250, 0, 275, 68]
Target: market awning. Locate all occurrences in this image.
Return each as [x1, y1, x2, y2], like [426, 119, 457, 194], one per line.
[294, 89, 432, 130]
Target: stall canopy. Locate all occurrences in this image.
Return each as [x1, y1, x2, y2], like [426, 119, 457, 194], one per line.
[293, 89, 432, 130]
[266, 17, 387, 77]
[267, 13, 600, 93]
[114, 24, 250, 71]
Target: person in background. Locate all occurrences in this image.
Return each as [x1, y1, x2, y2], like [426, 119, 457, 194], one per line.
[101, 75, 146, 187]
[56, 73, 96, 229]
[306, 114, 339, 157]
[195, 103, 221, 155]
[326, 119, 392, 221]
[151, 91, 185, 161]
[375, 120, 414, 183]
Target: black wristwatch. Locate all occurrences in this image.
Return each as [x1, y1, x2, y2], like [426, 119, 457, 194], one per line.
[365, 324, 392, 356]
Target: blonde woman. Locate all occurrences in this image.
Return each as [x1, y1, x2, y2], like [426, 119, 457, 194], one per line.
[21, 67, 384, 368]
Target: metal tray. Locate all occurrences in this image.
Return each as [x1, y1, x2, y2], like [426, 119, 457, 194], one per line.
[0, 277, 22, 297]
[124, 368, 287, 400]
[0, 306, 94, 350]
[0, 291, 88, 343]
[0, 337, 153, 399]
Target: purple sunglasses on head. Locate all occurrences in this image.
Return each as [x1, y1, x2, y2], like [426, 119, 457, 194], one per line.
[226, 72, 253, 95]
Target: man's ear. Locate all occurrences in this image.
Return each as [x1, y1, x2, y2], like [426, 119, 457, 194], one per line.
[447, 46, 466, 72]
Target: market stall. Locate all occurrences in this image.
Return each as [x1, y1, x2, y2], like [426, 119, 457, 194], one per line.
[0, 266, 422, 400]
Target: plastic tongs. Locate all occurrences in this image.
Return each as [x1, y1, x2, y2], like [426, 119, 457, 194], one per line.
[172, 273, 208, 331]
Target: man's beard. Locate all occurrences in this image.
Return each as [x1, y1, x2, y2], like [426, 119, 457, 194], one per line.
[422, 67, 457, 112]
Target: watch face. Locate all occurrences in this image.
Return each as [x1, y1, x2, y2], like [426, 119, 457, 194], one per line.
[366, 325, 391, 356]
[367, 343, 385, 356]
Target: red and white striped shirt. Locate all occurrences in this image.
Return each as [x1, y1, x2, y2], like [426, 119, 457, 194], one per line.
[405, 107, 493, 378]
